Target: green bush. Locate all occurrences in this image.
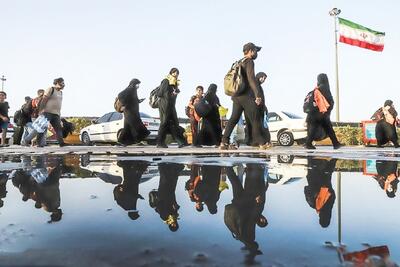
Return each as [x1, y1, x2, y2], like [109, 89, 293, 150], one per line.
[66, 117, 93, 134]
[333, 126, 363, 145]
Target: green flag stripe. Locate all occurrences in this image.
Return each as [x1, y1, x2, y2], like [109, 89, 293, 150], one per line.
[338, 17, 385, 36]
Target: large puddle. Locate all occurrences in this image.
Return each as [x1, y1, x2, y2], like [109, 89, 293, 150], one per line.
[0, 154, 399, 266]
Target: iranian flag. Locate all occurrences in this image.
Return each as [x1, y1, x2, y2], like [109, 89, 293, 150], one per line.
[338, 17, 385, 52]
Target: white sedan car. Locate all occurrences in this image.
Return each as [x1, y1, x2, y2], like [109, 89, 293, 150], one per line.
[80, 112, 160, 145]
[267, 111, 307, 146]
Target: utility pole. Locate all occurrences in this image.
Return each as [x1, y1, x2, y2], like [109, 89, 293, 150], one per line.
[0, 75, 6, 91]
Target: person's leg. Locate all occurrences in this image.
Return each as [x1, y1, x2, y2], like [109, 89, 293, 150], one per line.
[375, 121, 385, 147]
[1, 129, 6, 145]
[321, 115, 340, 147]
[244, 101, 267, 146]
[222, 99, 244, 144]
[388, 123, 399, 147]
[244, 113, 252, 146]
[157, 110, 168, 146]
[305, 116, 318, 148]
[190, 118, 199, 146]
[47, 113, 65, 146]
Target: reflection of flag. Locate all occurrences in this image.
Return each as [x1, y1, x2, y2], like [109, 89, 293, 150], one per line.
[338, 18, 385, 52]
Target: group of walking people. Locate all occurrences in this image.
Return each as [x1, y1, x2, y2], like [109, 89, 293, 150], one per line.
[1, 42, 399, 149]
[0, 77, 70, 148]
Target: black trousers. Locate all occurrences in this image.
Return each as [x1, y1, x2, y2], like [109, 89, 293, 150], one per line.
[222, 95, 266, 145]
[38, 112, 64, 146]
[306, 113, 339, 146]
[375, 120, 399, 147]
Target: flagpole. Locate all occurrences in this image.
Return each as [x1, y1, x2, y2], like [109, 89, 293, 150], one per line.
[329, 8, 341, 122]
[329, 8, 342, 248]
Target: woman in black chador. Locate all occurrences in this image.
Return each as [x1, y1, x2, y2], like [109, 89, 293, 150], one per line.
[150, 163, 184, 232]
[304, 73, 342, 149]
[113, 160, 149, 220]
[304, 158, 336, 228]
[117, 78, 150, 146]
[372, 100, 399, 148]
[198, 84, 222, 146]
[156, 68, 186, 148]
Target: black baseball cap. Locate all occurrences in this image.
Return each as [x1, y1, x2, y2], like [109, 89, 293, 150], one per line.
[243, 42, 262, 53]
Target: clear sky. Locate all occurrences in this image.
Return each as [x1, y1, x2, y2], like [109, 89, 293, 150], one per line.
[1, 0, 399, 122]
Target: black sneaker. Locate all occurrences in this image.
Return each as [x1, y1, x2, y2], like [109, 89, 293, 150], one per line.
[157, 144, 168, 148]
[304, 144, 316, 149]
[333, 143, 344, 150]
[59, 143, 69, 147]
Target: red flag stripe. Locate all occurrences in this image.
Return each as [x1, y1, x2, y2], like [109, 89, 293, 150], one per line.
[339, 36, 384, 52]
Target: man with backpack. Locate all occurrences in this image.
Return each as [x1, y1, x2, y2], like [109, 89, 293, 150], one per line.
[220, 42, 269, 150]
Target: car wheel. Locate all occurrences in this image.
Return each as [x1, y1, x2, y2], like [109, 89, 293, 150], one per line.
[278, 131, 294, 146]
[81, 132, 92, 146]
[80, 154, 90, 167]
[277, 155, 295, 164]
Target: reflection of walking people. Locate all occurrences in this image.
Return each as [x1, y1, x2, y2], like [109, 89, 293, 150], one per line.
[195, 165, 222, 214]
[0, 172, 7, 208]
[304, 158, 337, 227]
[156, 68, 187, 148]
[373, 160, 399, 198]
[224, 163, 268, 263]
[116, 79, 150, 146]
[372, 100, 399, 148]
[304, 74, 342, 150]
[151, 163, 184, 231]
[30, 157, 63, 223]
[113, 160, 149, 220]
[220, 43, 270, 150]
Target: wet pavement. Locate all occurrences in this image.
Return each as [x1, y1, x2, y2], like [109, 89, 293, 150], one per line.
[0, 153, 399, 267]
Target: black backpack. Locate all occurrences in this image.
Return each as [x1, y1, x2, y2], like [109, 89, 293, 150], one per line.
[303, 90, 316, 114]
[149, 87, 160, 109]
[13, 110, 23, 126]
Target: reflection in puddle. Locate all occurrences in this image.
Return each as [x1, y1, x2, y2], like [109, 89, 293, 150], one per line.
[0, 154, 399, 266]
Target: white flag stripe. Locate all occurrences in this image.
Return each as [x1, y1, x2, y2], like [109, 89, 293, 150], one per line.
[339, 23, 385, 46]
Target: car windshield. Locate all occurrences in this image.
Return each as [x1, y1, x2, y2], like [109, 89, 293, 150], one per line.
[139, 112, 151, 118]
[282, 111, 303, 119]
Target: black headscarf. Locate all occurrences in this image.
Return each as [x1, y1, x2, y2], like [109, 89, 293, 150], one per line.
[384, 100, 393, 107]
[255, 72, 267, 81]
[127, 78, 141, 89]
[118, 78, 141, 106]
[204, 84, 219, 106]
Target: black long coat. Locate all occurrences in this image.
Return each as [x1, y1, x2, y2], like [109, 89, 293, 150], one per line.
[117, 79, 150, 145]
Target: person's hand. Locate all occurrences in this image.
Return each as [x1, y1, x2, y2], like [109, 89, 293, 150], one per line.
[0, 115, 9, 122]
[255, 97, 262, 106]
